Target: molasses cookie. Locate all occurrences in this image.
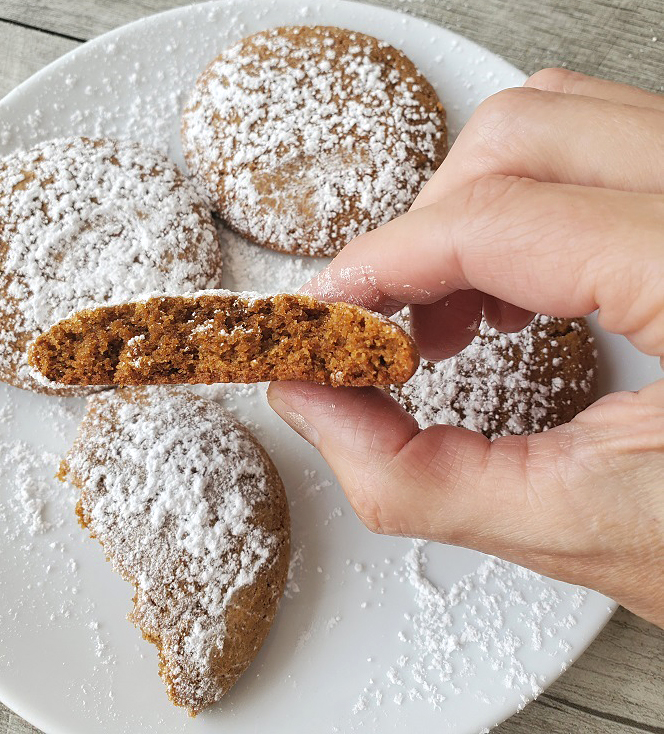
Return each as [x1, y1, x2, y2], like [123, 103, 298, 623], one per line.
[391, 315, 598, 438]
[59, 387, 290, 715]
[181, 26, 447, 257]
[0, 137, 223, 395]
[29, 291, 419, 387]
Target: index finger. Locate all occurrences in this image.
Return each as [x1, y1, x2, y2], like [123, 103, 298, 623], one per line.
[301, 175, 664, 358]
[525, 68, 664, 111]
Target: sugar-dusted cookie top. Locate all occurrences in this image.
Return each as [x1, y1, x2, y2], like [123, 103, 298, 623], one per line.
[392, 315, 598, 438]
[60, 386, 290, 715]
[29, 290, 420, 387]
[0, 137, 223, 395]
[182, 26, 447, 257]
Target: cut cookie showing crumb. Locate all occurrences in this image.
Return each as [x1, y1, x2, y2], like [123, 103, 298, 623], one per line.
[391, 315, 598, 438]
[0, 136, 223, 395]
[59, 387, 290, 716]
[28, 291, 419, 387]
[181, 25, 447, 257]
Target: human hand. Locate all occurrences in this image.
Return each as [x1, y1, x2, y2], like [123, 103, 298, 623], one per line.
[267, 69, 664, 627]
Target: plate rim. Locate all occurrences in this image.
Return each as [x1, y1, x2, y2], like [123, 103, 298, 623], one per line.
[0, 2, 619, 733]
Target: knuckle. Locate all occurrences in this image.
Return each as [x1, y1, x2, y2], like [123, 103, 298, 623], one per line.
[471, 88, 530, 137]
[356, 505, 388, 535]
[345, 467, 405, 536]
[525, 67, 579, 93]
[463, 88, 541, 164]
[451, 86, 550, 185]
[478, 86, 527, 113]
[462, 172, 529, 214]
[350, 488, 391, 535]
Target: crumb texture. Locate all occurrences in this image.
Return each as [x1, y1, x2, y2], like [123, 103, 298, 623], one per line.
[182, 25, 447, 256]
[0, 136, 223, 395]
[392, 315, 598, 438]
[29, 291, 419, 387]
[60, 387, 290, 715]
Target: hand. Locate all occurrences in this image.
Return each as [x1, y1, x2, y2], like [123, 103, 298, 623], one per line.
[267, 69, 664, 627]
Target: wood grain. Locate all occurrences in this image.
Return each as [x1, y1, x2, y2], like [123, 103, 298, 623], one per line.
[545, 608, 664, 729]
[0, 0, 192, 41]
[0, 2, 663, 734]
[0, 19, 77, 98]
[1, 0, 663, 93]
[367, 0, 664, 93]
[496, 609, 664, 733]
[0, 707, 39, 734]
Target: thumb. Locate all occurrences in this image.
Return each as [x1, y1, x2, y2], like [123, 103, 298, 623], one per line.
[267, 381, 664, 626]
[266, 381, 563, 552]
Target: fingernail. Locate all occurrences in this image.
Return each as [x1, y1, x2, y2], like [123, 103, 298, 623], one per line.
[268, 395, 320, 447]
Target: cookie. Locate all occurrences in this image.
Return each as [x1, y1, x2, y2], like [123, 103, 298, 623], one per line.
[0, 137, 223, 395]
[59, 387, 290, 715]
[181, 25, 447, 257]
[391, 315, 598, 438]
[28, 291, 420, 387]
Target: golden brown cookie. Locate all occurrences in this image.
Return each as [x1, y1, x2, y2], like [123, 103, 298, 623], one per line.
[0, 137, 223, 395]
[59, 386, 290, 716]
[181, 25, 447, 257]
[391, 315, 598, 438]
[29, 290, 420, 387]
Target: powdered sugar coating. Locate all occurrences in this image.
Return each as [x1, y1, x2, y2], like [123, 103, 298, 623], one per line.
[393, 314, 597, 437]
[0, 137, 223, 394]
[181, 25, 447, 256]
[61, 387, 290, 715]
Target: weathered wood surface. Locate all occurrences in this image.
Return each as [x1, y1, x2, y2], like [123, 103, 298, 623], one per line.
[1, 0, 663, 93]
[0, 1, 663, 733]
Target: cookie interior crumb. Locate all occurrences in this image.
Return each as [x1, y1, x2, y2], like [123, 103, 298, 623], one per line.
[29, 292, 419, 387]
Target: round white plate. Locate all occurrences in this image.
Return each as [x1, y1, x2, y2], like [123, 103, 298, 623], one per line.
[0, 2, 660, 733]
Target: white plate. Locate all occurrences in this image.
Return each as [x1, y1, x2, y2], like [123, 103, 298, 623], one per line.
[0, 2, 660, 733]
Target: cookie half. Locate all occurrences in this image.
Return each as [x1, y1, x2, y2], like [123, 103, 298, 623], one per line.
[391, 315, 598, 438]
[0, 137, 223, 395]
[29, 291, 419, 387]
[182, 25, 447, 257]
[60, 387, 290, 715]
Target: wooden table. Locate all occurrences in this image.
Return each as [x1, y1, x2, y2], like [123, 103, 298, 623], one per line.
[0, 1, 662, 732]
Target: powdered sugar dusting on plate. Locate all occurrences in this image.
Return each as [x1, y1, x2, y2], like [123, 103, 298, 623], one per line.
[219, 223, 327, 294]
[0, 397, 119, 692]
[0, 440, 62, 537]
[345, 541, 588, 725]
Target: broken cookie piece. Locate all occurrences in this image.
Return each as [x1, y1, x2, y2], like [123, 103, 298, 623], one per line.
[60, 387, 290, 716]
[29, 291, 419, 387]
